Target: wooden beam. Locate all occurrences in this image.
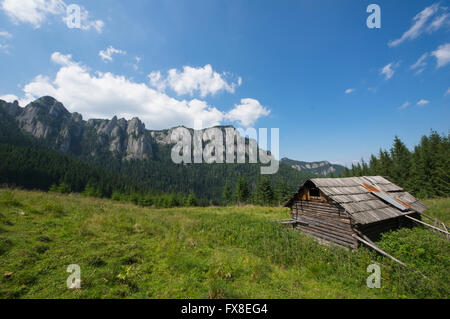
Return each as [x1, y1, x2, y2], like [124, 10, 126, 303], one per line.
[405, 215, 450, 236]
[417, 212, 450, 232]
[353, 233, 428, 279]
[352, 234, 406, 267]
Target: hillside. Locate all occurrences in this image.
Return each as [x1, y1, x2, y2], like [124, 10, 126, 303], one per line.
[0, 97, 320, 201]
[0, 189, 448, 298]
[281, 158, 345, 177]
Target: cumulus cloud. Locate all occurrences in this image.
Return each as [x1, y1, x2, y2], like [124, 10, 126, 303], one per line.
[380, 62, 398, 80]
[10, 53, 269, 129]
[432, 43, 450, 68]
[225, 98, 270, 127]
[1, 0, 64, 28]
[149, 64, 242, 98]
[388, 4, 449, 47]
[99, 46, 126, 62]
[1, 0, 103, 32]
[416, 99, 430, 106]
[345, 88, 355, 94]
[51, 52, 76, 66]
[398, 101, 410, 110]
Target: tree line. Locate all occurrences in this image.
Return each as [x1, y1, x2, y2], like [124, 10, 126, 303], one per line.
[338, 131, 449, 199]
[222, 176, 292, 206]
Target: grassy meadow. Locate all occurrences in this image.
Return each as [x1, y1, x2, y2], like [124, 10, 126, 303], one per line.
[0, 189, 448, 299]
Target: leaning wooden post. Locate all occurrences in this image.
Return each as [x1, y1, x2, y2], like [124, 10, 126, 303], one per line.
[405, 215, 450, 237]
[352, 234, 406, 267]
[352, 233, 428, 279]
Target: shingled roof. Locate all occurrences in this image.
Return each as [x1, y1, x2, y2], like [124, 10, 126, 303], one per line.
[285, 176, 427, 225]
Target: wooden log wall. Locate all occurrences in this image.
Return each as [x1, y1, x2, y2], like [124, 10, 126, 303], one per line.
[290, 199, 358, 249]
[356, 212, 420, 241]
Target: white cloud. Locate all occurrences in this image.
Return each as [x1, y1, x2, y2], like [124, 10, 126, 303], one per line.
[0, 94, 18, 102]
[0, 43, 10, 53]
[148, 71, 166, 91]
[99, 46, 126, 62]
[1, 0, 104, 32]
[380, 62, 398, 80]
[149, 64, 241, 98]
[1, 0, 64, 28]
[0, 30, 12, 53]
[431, 43, 450, 68]
[388, 4, 448, 47]
[416, 99, 430, 106]
[345, 88, 355, 94]
[10, 53, 269, 129]
[398, 101, 410, 110]
[71, 7, 104, 33]
[428, 12, 450, 32]
[410, 52, 429, 74]
[0, 31, 12, 38]
[131, 56, 142, 71]
[51, 52, 76, 66]
[0, 93, 32, 106]
[445, 87, 450, 96]
[225, 98, 270, 127]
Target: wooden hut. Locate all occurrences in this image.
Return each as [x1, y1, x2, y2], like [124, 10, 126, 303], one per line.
[283, 176, 428, 249]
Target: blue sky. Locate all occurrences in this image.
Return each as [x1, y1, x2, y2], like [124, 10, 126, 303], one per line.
[0, 0, 449, 165]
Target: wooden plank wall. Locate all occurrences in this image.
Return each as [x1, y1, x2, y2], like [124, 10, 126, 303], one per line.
[356, 213, 420, 241]
[290, 199, 359, 249]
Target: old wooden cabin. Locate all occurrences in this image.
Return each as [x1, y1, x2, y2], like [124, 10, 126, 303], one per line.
[284, 176, 428, 249]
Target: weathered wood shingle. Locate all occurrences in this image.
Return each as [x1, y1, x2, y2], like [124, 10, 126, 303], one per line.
[285, 176, 426, 225]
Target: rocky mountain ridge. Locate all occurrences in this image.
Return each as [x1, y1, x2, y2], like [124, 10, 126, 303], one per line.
[280, 157, 345, 176]
[1, 96, 155, 160]
[0, 96, 340, 176]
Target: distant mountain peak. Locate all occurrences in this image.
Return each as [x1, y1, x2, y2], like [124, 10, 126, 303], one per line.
[280, 158, 344, 176]
[1, 96, 341, 171]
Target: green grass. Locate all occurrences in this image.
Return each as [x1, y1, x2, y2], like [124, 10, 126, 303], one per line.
[0, 189, 448, 299]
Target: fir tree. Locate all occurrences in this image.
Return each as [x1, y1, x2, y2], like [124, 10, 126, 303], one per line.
[235, 176, 250, 205]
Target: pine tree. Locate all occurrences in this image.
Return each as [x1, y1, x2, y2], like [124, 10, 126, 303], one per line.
[235, 176, 250, 205]
[186, 192, 198, 207]
[369, 154, 379, 175]
[390, 136, 411, 187]
[378, 149, 393, 178]
[258, 177, 274, 205]
[57, 182, 71, 194]
[342, 167, 351, 177]
[222, 180, 233, 205]
[361, 158, 370, 176]
[274, 179, 291, 205]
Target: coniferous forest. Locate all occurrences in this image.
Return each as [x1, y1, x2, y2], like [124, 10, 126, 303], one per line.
[1, 101, 448, 206]
[2, 96, 447, 207]
[0, 103, 309, 206]
[1, 127, 448, 207]
[339, 131, 449, 199]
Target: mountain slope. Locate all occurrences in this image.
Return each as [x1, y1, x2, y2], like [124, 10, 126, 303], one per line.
[0, 96, 317, 200]
[280, 157, 345, 176]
